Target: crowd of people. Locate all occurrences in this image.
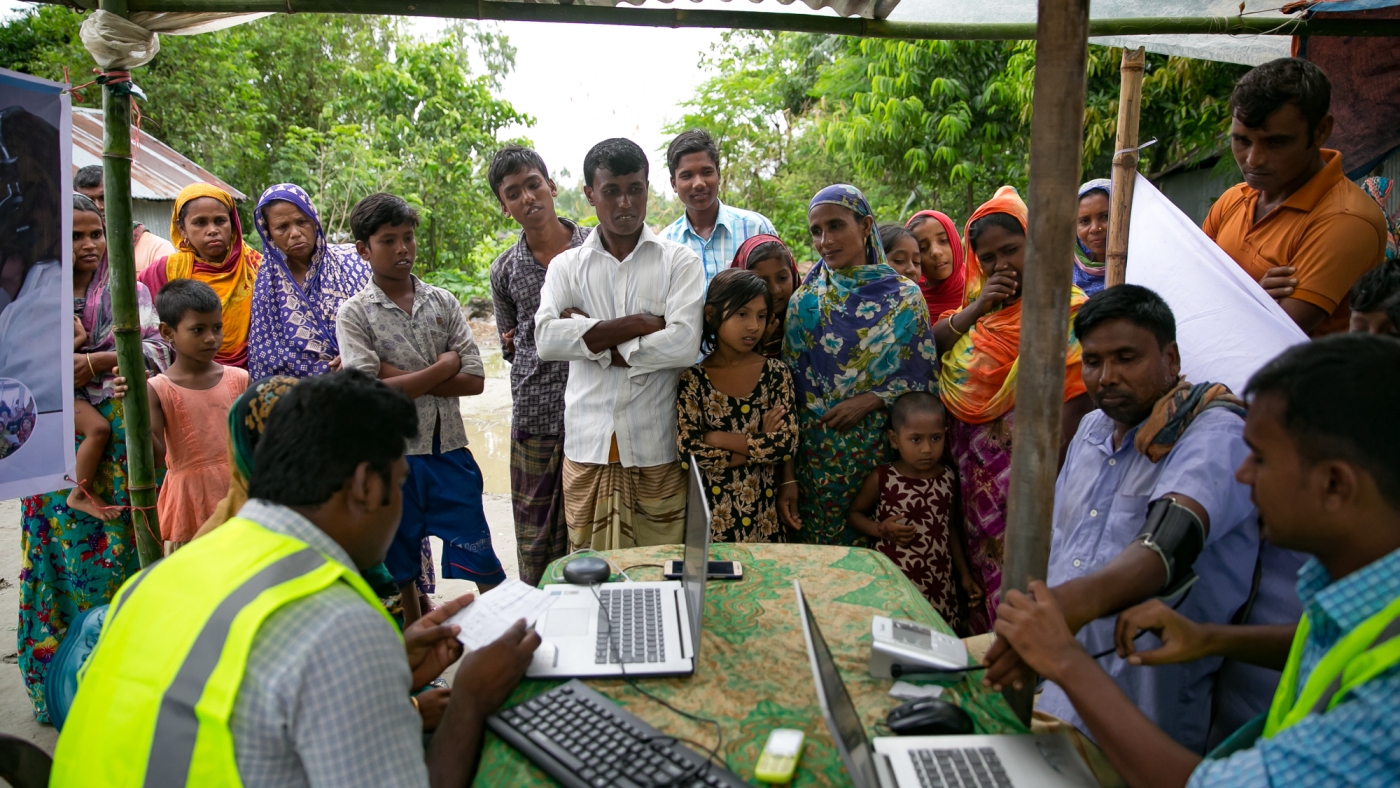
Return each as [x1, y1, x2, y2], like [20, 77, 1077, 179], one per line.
[20, 55, 1400, 787]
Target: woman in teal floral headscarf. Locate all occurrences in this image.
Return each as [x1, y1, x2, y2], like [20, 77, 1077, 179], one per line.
[777, 184, 938, 545]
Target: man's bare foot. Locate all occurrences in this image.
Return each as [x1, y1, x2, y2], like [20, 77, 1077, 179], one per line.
[67, 485, 121, 522]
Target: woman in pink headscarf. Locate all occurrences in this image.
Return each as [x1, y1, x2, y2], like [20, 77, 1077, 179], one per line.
[905, 210, 967, 326]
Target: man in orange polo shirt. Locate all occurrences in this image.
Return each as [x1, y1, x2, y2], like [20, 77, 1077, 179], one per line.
[1204, 58, 1387, 337]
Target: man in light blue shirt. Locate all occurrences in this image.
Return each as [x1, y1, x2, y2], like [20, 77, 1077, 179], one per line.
[993, 334, 1400, 788]
[661, 129, 777, 283]
[981, 285, 1304, 753]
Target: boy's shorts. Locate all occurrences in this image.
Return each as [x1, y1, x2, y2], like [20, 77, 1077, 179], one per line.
[386, 445, 506, 589]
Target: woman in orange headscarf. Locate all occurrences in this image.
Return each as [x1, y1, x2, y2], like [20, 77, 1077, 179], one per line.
[932, 186, 1093, 633]
[137, 184, 261, 368]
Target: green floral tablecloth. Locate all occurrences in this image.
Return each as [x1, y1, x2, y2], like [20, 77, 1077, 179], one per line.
[473, 543, 1027, 787]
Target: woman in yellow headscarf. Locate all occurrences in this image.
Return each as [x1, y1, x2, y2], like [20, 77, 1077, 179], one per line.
[138, 184, 261, 368]
[932, 186, 1093, 633]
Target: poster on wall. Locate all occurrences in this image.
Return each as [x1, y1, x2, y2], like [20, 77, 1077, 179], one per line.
[0, 68, 73, 500]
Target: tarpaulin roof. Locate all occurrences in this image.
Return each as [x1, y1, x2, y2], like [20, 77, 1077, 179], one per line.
[885, 1, 1294, 66]
[69, 107, 245, 201]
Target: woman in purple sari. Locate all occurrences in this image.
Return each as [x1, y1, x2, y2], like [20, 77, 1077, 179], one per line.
[247, 183, 371, 380]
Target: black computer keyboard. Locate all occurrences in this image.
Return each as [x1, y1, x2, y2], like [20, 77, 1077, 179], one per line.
[488, 680, 750, 788]
[912, 746, 1013, 788]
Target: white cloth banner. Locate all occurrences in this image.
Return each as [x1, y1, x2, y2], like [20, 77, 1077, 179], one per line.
[1125, 173, 1308, 394]
[0, 68, 74, 500]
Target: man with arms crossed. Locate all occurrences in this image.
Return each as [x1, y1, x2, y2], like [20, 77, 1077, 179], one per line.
[536, 138, 704, 550]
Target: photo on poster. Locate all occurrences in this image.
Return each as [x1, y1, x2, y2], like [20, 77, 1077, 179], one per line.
[0, 68, 74, 500]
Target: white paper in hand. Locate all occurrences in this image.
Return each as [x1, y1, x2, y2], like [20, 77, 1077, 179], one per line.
[445, 578, 558, 651]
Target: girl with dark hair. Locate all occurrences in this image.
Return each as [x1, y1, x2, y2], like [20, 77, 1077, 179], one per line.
[933, 186, 1093, 632]
[879, 223, 922, 282]
[905, 209, 967, 324]
[676, 269, 797, 542]
[728, 234, 798, 358]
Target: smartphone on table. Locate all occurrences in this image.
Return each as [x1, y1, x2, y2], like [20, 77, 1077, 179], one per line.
[662, 559, 742, 580]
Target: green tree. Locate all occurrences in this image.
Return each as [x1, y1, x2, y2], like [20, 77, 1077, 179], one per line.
[1, 6, 528, 284]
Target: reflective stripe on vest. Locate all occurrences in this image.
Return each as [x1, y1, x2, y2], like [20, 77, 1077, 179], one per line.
[51, 517, 396, 787]
[1263, 595, 1400, 738]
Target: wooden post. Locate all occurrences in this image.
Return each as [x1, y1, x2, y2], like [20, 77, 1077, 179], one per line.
[98, 0, 163, 567]
[1105, 47, 1145, 288]
[1000, 0, 1089, 722]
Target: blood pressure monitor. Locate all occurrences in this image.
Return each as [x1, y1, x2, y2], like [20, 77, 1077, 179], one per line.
[869, 616, 970, 680]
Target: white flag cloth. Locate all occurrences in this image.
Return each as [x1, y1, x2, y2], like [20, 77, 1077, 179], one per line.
[1124, 173, 1308, 394]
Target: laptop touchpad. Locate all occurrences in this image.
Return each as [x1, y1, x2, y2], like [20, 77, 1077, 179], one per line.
[543, 611, 590, 637]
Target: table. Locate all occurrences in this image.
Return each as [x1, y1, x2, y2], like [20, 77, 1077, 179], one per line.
[473, 543, 1027, 787]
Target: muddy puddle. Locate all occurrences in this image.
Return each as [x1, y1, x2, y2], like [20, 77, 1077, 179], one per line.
[459, 348, 514, 494]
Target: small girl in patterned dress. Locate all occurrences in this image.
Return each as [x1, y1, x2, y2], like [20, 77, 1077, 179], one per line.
[846, 392, 979, 631]
[677, 269, 798, 542]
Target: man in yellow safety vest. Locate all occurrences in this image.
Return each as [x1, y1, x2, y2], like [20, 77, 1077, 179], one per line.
[51, 370, 541, 787]
[991, 334, 1400, 788]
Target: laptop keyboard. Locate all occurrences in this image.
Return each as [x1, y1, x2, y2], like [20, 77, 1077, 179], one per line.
[489, 680, 749, 788]
[912, 747, 1013, 788]
[595, 587, 666, 664]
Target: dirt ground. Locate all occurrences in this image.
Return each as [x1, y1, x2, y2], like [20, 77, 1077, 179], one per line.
[0, 346, 522, 752]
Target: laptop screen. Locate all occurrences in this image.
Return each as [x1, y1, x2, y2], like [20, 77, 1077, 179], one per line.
[795, 579, 880, 788]
[682, 457, 710, 657]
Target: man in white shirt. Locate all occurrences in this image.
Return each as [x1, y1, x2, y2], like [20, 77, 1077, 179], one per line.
[535, 138, 704, 551]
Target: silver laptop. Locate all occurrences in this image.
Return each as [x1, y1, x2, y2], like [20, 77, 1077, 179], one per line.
[527, 458, 711, 679]
[794, 580, 1098, 788]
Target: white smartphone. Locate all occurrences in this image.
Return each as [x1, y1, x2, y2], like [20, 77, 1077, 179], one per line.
[662, 559, 743, 580]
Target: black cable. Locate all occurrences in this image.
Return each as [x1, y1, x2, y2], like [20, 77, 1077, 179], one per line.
[1088, 587, 1193, 660]
[588, 582, 725, 785]
[889, 663, 987, 678]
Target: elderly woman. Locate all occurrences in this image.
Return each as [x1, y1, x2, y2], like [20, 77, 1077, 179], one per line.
[1074, 178, 1111, 295]
[933, 186, 1094, 632]
[247, 184, 371, 379]
[137, 183, 262, 368]
[17, 194, 171, 722]
[777, 184, 937, 546]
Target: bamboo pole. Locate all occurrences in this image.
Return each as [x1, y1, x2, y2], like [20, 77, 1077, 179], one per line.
[1000, 0, 1089, 723]
[1105, 47, 1145, 288]
[97, 0, 162, 567]
[99, 1, 1400, 38]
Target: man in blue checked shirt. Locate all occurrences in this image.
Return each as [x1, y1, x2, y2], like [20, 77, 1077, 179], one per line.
[661, 129, 778, 284]
[994, 334, 1400, 788]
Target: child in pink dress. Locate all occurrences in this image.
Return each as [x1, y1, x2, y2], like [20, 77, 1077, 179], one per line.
[847, 392, 979, 633]
[148, 280, 249, 550]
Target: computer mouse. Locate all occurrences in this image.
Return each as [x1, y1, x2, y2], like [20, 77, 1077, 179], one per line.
[886, 697, 975, 737]
[562, 555, 611, 585]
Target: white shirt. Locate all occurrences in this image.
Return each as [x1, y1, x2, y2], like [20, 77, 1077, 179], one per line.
[535, 225, 703, 467]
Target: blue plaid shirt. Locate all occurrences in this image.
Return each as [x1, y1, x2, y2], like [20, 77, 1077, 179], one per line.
[1187, 545, 1400, 788]
[661, 201, 777, 284]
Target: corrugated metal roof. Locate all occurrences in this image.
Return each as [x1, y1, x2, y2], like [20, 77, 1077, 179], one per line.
[69, 107, 246, 202]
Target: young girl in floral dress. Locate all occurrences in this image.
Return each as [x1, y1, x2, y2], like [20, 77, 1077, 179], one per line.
[676, 269, 798, 542]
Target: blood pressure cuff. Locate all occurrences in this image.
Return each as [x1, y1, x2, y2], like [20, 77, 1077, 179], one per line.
[1135, 496, 1205, 599]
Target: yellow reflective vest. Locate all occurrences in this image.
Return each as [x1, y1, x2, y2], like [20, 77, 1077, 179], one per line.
[51, 516, 396, 787]
[1264, 595, 1400, 738]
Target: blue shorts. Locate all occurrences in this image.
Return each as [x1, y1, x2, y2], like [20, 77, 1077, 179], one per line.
[387, 445, 506, 588]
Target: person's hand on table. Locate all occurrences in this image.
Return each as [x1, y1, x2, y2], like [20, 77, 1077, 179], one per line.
[1114, 599, 1211, 666]
[1259, 265, 1297, 300]
[819, 392, 881, 431]
[990, 580, 1090, 686]
[405, 592, 472, 689]
[451, 619, 541, 718]
[416, 687, 451, 732]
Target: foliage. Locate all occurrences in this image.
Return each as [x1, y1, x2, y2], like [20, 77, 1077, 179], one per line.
[672, 31, 1248, 237]
[0, 6, 528, 285]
